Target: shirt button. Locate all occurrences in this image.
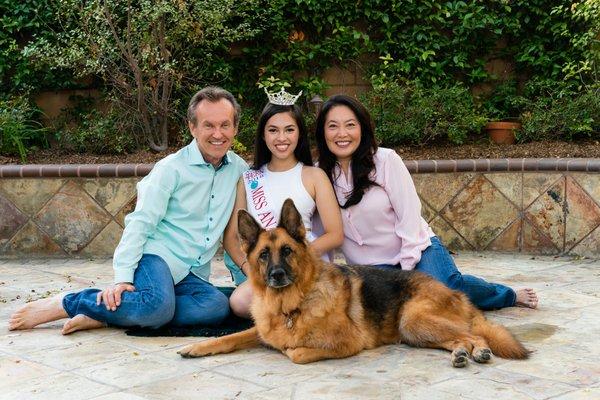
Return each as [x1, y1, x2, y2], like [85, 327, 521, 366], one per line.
[211, 194, 214, 199]
[209, 217, 213, 221]
[206, 237, 210, 242]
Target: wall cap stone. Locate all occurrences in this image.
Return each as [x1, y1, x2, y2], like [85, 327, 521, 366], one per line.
[1, 158, 599, 178]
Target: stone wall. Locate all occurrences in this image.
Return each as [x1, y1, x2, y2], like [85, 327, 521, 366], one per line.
[1, 160, 599, 258]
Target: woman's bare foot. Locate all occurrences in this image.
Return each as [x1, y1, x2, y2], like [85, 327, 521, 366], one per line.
[61, 314, 105, 335]
[8, 294, 68, 330]
[515, 288, 539, 309]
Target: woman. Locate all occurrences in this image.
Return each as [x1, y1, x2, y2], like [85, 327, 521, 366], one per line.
[224, 97, 344, 318]
[314, 94, 538, 310]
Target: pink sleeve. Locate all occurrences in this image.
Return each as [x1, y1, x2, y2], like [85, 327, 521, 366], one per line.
[382, 151, 431, 270]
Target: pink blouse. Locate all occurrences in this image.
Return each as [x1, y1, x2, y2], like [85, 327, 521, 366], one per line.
[332, 147, 434, 270]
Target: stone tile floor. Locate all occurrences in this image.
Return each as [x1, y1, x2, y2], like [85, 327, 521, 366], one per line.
[0, 253, 599, 399]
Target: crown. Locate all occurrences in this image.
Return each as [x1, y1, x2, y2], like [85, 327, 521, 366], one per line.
[264, 87, 303, 106]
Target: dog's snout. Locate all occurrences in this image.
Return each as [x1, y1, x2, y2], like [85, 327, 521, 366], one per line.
[269, 268, 286, 281]
[266, 265, 292, 288]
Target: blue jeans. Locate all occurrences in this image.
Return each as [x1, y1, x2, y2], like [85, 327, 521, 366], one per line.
[377, 237, 516, 310]
[62, 254, 230, 328]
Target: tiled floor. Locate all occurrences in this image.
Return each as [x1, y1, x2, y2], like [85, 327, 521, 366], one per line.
[1, 253, 599, 399]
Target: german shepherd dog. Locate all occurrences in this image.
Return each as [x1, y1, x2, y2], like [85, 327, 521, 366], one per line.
[179, 199, 529, 366]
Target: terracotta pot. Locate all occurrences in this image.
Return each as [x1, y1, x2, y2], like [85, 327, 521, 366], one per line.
[485, 121, 520, 145]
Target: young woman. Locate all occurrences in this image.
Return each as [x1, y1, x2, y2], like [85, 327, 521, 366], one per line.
[313, 94, 538, 310]
[224, 99, 344, 318]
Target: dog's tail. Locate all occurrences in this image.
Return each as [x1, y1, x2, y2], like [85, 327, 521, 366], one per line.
[471, 313, 530, 359]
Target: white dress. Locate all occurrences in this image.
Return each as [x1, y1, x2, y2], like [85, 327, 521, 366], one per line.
[243, 162, 315, 235]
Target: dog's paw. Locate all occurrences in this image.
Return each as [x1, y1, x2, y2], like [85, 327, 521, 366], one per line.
[178, 343, 211, 358]
[283, 347, 309, 364]
[451, 348, 469, 368]
[472, 347, 492, 363]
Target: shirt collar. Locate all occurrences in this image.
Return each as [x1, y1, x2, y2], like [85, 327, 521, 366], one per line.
[187, 139, 231, 168]
[333, 161, 353, 189]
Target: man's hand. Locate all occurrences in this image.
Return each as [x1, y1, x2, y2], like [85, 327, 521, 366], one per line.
[96, 283, 135, 311]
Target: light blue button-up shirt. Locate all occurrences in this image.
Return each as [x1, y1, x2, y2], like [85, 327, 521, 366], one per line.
[113, 139, 248, 284]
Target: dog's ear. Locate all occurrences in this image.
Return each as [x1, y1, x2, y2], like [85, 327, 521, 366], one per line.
[278, 198, 306, 243]
[238, 209, 262, 253]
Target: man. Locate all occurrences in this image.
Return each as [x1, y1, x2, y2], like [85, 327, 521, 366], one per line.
[9, 86, 249, 334]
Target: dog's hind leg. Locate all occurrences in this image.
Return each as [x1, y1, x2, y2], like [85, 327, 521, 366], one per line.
[399, 309, 479, 368]
[178, 327, 260, 358]
[469, 336, 492, 364]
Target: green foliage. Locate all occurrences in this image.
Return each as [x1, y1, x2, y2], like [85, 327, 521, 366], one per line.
[362, 80, 486, 146]
[236, 108, 259, 149]
[480, 81, 528, 121]
[1, 0, 598, 154]
[0, 0, 75, 93]
[56, 107, 137, 155]
[0, 96, 48, 161]
[25, 0, 260, 151]
[519, 84, 600, 141]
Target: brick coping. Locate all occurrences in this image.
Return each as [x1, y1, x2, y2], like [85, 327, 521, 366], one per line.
[1, 158, 599, 178]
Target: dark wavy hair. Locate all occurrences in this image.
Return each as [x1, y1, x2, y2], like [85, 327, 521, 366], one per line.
[315, 95, 378, 208]
[252, 103, 313, 169]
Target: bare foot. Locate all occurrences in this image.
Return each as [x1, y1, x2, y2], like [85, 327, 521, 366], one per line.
[61, 314, 105, 335]
[8, 294, 68, 330]
[515, 288, 538, 309]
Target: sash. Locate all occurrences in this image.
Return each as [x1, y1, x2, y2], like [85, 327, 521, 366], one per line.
[243, 167, 331, 261]
[242, 168, 278, 230]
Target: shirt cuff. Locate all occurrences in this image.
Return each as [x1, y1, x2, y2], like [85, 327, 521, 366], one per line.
[114, 269, 135, 284]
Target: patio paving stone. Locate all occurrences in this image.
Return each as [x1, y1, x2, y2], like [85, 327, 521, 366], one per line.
[0, 252, 598, 399]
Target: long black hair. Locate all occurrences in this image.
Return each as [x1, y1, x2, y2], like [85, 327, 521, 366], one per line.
[252, 103, 313, 169]
[315, 95, 378, 208]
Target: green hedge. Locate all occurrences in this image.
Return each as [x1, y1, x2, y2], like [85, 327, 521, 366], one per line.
[0, 0, 598, 154]
[362, 82, 486, 145]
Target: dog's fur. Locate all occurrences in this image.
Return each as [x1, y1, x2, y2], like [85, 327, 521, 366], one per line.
[179, 199, 529, 366]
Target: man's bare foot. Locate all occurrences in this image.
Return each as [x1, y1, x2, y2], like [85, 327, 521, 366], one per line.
[8, 294, 69, 330]
[515, 288, 538, 309]
[61, 314, 105, 335]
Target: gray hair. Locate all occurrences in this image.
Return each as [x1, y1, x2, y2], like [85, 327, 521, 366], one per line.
[187, 86, 241, 127]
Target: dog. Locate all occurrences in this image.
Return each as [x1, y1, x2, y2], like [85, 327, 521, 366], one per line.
[178, 199, 529, 366]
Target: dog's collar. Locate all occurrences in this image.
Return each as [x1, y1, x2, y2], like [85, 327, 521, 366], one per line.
[283, 309, 300, 329]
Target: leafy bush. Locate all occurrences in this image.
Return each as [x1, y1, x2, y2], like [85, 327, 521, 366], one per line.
[480, 81, 528, 121]
[362, 80, 486, 146]
[56, 108, 137, 155]
[2, 0, 598, 154]
[0, 96, 47, 161]
[236, 108, 258, 149]
[27, 0, 260, 151]
[0, 0, 76, 93]
[519, 85, 600, 141]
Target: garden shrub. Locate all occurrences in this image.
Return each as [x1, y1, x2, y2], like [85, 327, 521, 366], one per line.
[362, 80, 486, 146]
[0, 96, 48, 161]
[0, 0, 76, 94]
[1, 0, 598, 154]
[519, 85, 600, 142]
[56, 108, 137, 155]
[480, 81, 528, 122]
[26, 0, 260, 151]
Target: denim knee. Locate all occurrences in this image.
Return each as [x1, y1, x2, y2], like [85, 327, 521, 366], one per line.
[122, 291, 176, 328]
[191, 290, 230, 325]
[171, 290, 230, 327]
[444, 271, 465, 291]
[211, 291, 231, 323]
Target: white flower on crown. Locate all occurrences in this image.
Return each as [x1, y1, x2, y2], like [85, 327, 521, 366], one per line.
[264, 87, 303, 106]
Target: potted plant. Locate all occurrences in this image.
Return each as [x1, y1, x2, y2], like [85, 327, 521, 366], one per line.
[481, 81, 526, 144]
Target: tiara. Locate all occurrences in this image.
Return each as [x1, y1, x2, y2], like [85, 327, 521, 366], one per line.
[264, 87, 303, 106]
